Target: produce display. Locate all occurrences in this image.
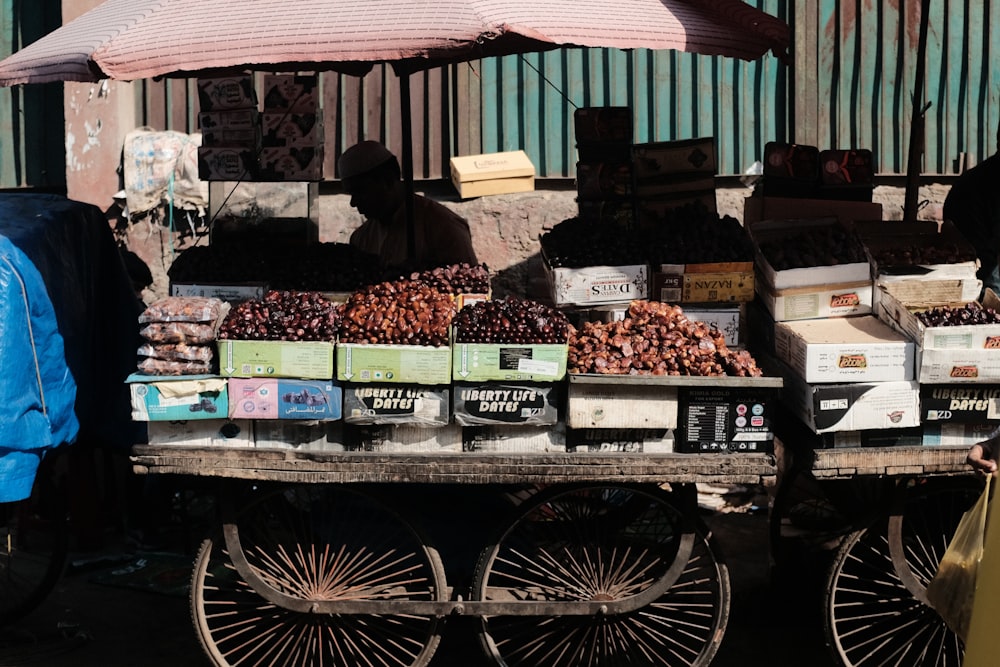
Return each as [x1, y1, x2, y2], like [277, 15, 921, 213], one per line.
[567, 300, 762, 377]
[337, 279, 455, 346]
[402, 262, 491, 295]
[217, 290, 340, 341]
[915, 302, 1000, 327]
[757, 225, 866, 270]
[540, 217, 647, 267]
[168, 241, 383, 292]
[453, 297, 571, 344]
[137, 296, 228, 375]
[869, 243, 977, 267]
[646, 204, 754, 264]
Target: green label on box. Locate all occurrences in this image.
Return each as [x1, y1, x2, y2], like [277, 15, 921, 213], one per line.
[337, 344, 451, 384]
[218, 340, 334, 378]
[452, 344, 567, 381]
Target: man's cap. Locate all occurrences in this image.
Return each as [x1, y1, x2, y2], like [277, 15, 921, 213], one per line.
[338, 140, 395, 179]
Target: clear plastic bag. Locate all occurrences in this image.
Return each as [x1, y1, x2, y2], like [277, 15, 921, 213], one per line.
[926, 475, 991, 641]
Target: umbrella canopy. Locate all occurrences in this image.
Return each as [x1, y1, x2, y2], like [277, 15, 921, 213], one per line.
[0, 0, 789, 86]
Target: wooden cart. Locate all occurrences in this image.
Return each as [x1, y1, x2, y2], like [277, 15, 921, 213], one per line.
[130, 374, 782, 667]
[772, 425, 976, 667]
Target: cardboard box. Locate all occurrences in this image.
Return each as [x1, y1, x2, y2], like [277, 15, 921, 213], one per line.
[463, 423, 567, 453]
[450, 151, 535, 199]
[197, 75, 257, 111]
[346, 424, 463, 452]
[780, 375, 921, 434]
[197, 146, 258, 181]
[228, 378, 342, 420]
[565, 428, 674, 453]
[817, 427, 924, 449]
[632, 138, 717, 180]
[200, 126, 261, 149]
[680, 304, 743, 348]
[915, 348, 1000, 384]
[257, 146, 323, 181]
[575, 161, 634, 200]
[676, 386, 776, 453]
[567, 383, 679, 429]
[217, 340, 334, 379]
[452, 343, 567, 382]
[261, 112, 323, 147]
[922, 423, 998, 447]
[819, 149, 874, 187]
[874, 278, 982, 309]
[653, 262, 755, 304]
[757, 280, 873, 322]
[920, 385, 1000, 423]
[574, 107, 632, 143]
[253, 420, 345, 451]
[453, 383, 560, 426]
[261, 74, 320, 112]
[342, 384, 449, 425]
[542, 255, 649, 307]
[762, 142, 820, 197]
[127, 374, 227, 421]
[198, 109, 260, 132]
[336, 343, 451, 384]
[635, 191, 719, 224]
[773, 316, 914, 383]
[876, 288, 1000, 350]
[750, 218, 871, 291]
[171, 282, 267, 303]
[743, 194, 882, 229]
[146, 419, 253, 448]
[857, 219, 979, 274]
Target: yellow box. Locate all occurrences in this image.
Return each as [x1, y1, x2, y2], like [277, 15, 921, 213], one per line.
[450, 150, 535, 199]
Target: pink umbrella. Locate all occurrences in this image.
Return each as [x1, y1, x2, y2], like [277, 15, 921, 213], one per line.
[0, 0, 789, 85]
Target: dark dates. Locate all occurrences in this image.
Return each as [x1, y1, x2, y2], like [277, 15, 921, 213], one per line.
[454, 297, 572, 344]
[915, 302, 1000, 327]
[758, 226, 866, 270]
[218, 290, 340, 341]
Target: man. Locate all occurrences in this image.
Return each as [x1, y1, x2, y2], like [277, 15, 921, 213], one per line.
[943, 123, 1000, 296]
[338, 140, 478, 271]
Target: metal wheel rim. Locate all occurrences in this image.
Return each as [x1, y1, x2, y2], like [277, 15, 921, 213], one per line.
[824, 481, 979, 667]
[472, 484, 730, 667]
[190, 484, 446, 667]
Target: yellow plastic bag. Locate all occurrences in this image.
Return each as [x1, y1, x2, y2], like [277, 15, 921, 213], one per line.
[926, 475, 991, 642]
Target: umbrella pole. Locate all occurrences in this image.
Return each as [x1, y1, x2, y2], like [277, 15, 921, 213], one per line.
[400, 72, 416, 262]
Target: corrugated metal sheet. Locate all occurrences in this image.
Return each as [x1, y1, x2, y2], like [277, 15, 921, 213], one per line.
[796, 0, 1000, 175]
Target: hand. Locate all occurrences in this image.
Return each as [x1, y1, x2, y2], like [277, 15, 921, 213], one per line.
[967, 442, 999, 476]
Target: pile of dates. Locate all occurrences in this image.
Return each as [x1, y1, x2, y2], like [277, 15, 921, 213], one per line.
[404, 262, 491, 295]
[541, 217, 648, 268]
[453, 297, 572, 344]
[757, 225, 866, 270]
[568, 300, 763, 377]
[915, 302, 1000, 327]
[870, 243, 977, 267]
[646, 205, 755, 264]
[337, 279, 454, 346]
[218, 290, 340, 341]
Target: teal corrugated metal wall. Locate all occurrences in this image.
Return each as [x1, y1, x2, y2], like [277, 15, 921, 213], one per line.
[795, 0, 1000, 175]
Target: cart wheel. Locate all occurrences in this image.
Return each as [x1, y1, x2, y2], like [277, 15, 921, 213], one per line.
[0, 448, 69, 626]
[190, 484, 447, 667]
[824, 478, 980, 666]
[472, 484, 730, 667]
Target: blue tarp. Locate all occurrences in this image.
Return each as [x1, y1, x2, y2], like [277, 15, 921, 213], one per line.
[0, 235, 79, 502]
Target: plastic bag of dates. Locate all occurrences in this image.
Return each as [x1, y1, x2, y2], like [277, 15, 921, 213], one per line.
[218, 290, 340, 342]
[453, 297, 571, 344]
[337, 279, 455, 346]
[138, 296, 229, 325]
[567, 300, 763, 377]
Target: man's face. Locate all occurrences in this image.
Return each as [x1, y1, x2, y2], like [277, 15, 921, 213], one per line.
[343, 174, 392, 220]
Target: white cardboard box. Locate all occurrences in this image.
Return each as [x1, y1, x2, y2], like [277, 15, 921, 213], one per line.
[253, 421, 346, 451]
[567, 383, 679, 429]
[781, 375, 921, 433]
[543, 258, 649, 307]
[750, 218, 871, 291]
[915, 348, 1000, 384]
[463, 423, 567, 453]
[922, 423, 998, 447]
[681, 305, 743, 347]
[773, 316, 914, 383]
[757, 279, 873, 322]
[876, 288, 1000, 350]
[450, 151, 535, 199]
[146, 419, 253, 448]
